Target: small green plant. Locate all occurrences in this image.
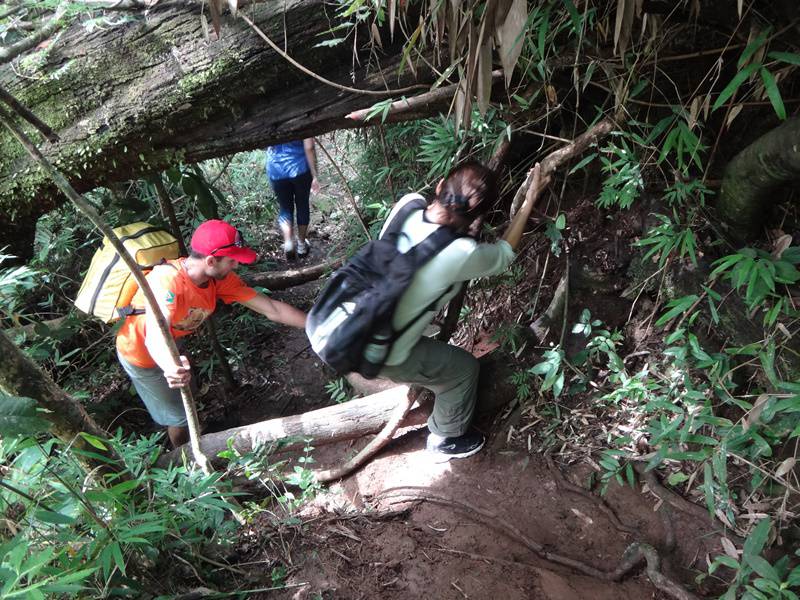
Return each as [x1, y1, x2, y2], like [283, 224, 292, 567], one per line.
[663, 178, 712, 207]
[571, 310, 624, 373]
[708, 518, 800, 600]
[270, 565, 288, 588]
[491, 323, 527, 356]
[458, 304, 473, 322]
[281, 441, 322, 511]
[0, 252, 40, 324]
[530, 347, 566, 398]
[508, 369, 534, 402]
[597, 448, 635, 494]
[635, 213, 698, 267]
[710, 247, 800, 322]
[545, 213, 566, 256]
[655, 113, 706, 171]
[596, 137, 643, 210]
[325, 377, 353, 404]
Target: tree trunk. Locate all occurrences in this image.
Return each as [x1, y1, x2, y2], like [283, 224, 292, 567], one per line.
[717, 117, 800, 242]
[244, 256, 344, 290]
[0, 330, 118, 466]
[157, 384, 429, 468]
[0, 1, 447, 258]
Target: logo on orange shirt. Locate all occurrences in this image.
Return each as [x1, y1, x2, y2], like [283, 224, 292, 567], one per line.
[173, 307, 212, 331]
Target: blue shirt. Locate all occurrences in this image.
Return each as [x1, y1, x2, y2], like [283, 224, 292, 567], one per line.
[266, 141, 309, 180]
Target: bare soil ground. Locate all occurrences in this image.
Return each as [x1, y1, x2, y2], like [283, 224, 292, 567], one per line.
[232, 426, 723, 600]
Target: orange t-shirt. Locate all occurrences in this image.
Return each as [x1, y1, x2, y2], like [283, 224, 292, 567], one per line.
[116, 259, 257, 368]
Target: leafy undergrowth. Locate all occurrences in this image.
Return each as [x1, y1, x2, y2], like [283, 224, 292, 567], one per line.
[467, 190, 800, 599]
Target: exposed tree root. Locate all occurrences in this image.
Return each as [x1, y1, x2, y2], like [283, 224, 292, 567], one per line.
[376, 486, 699, 600]
[717, 117, 800, 242]
[634, 463, 744, 544]
[607, 542, 698, 600]
[544, 454, 636, 535]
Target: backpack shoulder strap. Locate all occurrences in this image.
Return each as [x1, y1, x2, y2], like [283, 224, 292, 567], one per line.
[386, 227, 463, 342]
[409, 225, 461, 266]
[117, 260, 180, 319]
[383, 194, 427, 238]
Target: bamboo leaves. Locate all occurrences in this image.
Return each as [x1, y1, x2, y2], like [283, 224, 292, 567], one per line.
[495, 0, 528, 86]
[759, 68, 785, 120]
[711, 27, 797, 121]
[613, 0, 634, 57]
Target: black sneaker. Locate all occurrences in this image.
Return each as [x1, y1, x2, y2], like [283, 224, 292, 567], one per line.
[426, 430, 485, 460]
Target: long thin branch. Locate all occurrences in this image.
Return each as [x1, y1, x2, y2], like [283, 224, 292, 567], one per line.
[0, 86, 59, 142]
[0, 4, 25, 22]
[0, 4, 67, 65]
[0, 109, 212, 474]
[239, 13, 429, 98]
[153, 174, 236, 390]
[633, 463, 744, 544]
[377, 125, 396, 200]
[245, 256, 344, 290]
[345, 71, 502, 122]
[314, 139, 371, 240]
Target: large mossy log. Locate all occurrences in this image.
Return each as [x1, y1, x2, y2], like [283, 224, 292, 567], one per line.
[717, 117, 800, 242]
[0, 1, 442, 257]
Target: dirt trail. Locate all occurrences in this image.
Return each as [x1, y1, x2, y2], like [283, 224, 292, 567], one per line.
[236, 424, 722, 599]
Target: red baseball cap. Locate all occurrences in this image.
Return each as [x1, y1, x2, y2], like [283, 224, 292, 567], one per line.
[190, 220, 258, 264]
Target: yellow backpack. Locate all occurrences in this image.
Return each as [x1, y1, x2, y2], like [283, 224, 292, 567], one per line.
[74, 223, 181, 323]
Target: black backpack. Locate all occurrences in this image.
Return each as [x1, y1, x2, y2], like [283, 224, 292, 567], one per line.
[306, 196, 461, 378]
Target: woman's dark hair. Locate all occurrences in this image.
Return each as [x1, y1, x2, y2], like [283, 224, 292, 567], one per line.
[436, 160, 499, 220]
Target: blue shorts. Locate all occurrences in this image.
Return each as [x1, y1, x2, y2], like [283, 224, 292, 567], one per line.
[117, 351, 188, 427]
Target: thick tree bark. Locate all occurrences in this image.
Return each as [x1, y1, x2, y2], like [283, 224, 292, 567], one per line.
[156, 384, 429, 468]
[0, 1, 447, 258]
[717, 117, 800, 242]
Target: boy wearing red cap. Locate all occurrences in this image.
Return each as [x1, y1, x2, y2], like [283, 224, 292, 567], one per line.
[116, 219, 307, 447]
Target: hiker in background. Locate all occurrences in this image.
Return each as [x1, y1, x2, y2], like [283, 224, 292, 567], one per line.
[265, 138, 320, 260]
[116, 219, 307, 448]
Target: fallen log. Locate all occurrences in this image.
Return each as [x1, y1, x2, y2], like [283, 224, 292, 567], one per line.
[157, 385, 429, 468]
[245, 257, 344, 290]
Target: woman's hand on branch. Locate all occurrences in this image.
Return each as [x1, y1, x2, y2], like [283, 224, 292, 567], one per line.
[524, 162, 551, 207]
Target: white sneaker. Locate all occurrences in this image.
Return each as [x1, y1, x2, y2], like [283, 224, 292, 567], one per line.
[296, 239, 310, 257]
[283, 240, 296, 260]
